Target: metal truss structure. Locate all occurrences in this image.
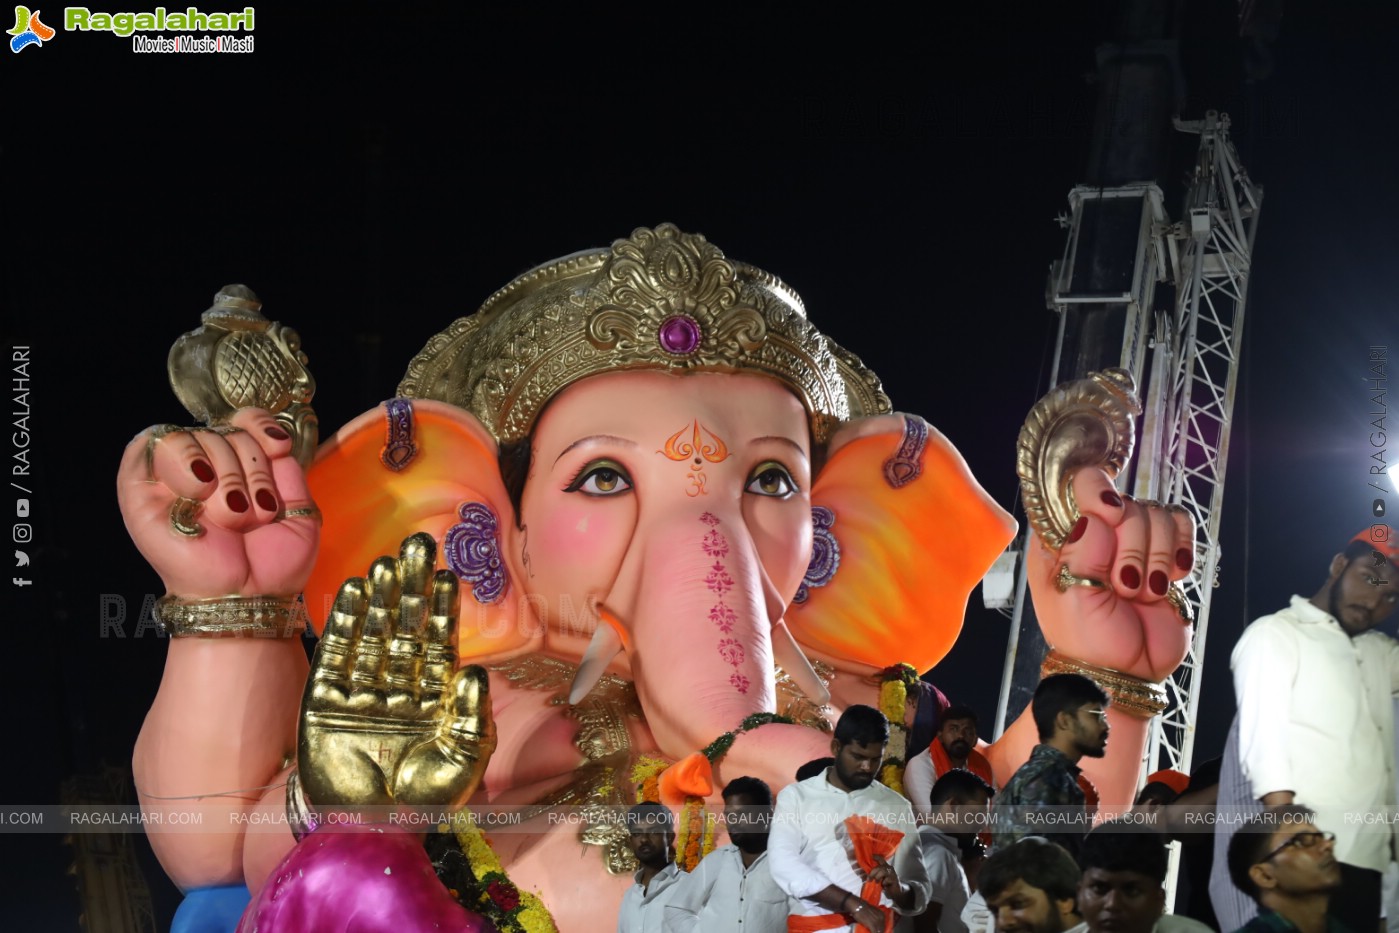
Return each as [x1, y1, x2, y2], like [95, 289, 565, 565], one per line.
[1135, 111, 1263, 775]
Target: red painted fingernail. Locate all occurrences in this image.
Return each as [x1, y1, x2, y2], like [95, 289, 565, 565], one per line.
[255, 490, 277, 512]
[1120, 565, 1141, 589]
[227, 490, 249, 513]
[191, 459, 215, 483]
[1066, 516, 1088, 544]
[1101, 491, 1123, 508]
[264, 425, 289, 440]
[1176, 548, 1193, 570]
[1149, 570, 1168, 596]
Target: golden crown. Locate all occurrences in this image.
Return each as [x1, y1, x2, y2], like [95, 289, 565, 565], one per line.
[397, 224, 891, 444]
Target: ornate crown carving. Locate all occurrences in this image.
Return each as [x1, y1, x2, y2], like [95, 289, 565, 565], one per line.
[397, 224, 891, 444]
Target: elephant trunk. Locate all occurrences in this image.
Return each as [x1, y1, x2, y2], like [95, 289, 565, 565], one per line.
[616, 506, 777, 760]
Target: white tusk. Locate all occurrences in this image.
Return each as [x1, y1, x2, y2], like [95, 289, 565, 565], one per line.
[568, 617, 624, 705]
[772, 621, 830, 706]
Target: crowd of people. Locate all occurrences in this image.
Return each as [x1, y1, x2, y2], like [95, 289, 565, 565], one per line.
[615, 531, 1399, 933]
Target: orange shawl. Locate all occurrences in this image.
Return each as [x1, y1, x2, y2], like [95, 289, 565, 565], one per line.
[786, 815, 902, 932]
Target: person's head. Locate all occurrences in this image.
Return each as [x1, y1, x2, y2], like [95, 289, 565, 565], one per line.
[795, 757, 835, 782]
[1132, 783, 1177, 808]
[1076, 823, 1169, 933]
[937, 705, 979, 760]
[625, 802, 675, 871]
[979, 837, 1081, 933]
[1316, 534, 1399, 636]
[928, 768, 992, 841]
[1227, 807, 1341, 906]
[1031, 673, 1110, 759]
[1132, 769, 1188, 809]
[829, 705, 888, 791]
[721, 776, 773, 853]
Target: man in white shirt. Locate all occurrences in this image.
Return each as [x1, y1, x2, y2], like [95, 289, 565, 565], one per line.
[770, 704, 931, 932]
[1210, 531, 1399, 932]
[904, 768, 992, 933]
[620, 802, 688, 933]
[664, 776, 788, 932]
[903, 706, 996, 821]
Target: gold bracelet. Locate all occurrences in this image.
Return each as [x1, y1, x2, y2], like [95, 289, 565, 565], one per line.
[155, 594, 307, 638]
[1041, 649, 1168, 719]
[285, 768, 319, 841]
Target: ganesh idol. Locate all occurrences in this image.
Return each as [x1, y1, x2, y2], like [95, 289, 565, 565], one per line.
[118, 224, 1196, 932]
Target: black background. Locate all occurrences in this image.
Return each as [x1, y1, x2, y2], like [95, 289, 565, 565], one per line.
[4, 3, 1397, 926]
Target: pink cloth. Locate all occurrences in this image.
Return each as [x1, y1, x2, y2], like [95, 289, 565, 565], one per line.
[237, 824, 492, 933]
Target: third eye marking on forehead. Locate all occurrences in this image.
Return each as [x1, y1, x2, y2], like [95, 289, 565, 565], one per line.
[553, 434, 638, 466]
[657, 421, 731, 464]
[659, 421, 730, 498]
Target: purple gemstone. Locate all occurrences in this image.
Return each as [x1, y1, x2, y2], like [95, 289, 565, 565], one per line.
[658, 315, 701, 355]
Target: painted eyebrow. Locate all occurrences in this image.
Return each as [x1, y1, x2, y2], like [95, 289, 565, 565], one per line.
[553, 434, 639, 466]
[749, 435, 809, 463]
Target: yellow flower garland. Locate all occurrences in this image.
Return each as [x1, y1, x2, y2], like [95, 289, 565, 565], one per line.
[877, 663, 919, 797]
[448, 819, 560, 933]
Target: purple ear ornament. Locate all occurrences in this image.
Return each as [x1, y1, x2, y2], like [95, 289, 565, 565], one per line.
[444, 501, 509, 605]
[794, 506, 840, 605]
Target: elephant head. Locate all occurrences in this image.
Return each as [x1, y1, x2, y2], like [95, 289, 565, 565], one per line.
[303, 224, 1015, 771]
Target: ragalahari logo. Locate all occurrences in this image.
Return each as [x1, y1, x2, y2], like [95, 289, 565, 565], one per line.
[9, 5, 54, 51]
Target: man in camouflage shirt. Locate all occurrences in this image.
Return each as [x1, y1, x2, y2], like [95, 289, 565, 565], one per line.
[993, 674, 1109, 859]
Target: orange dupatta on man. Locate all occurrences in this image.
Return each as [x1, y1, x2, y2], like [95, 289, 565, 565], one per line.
[787, 816, 901, 932]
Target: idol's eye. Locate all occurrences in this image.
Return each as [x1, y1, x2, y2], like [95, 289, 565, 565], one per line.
[564, 461, 633, 497]
[745, 461, 797, 498]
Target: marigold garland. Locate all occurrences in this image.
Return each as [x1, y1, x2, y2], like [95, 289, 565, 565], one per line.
[632, 755, 671, 804]
[633, 713, 800, 871]
[675, 797, 711, 871]
[877, 663, 919, 796]
[445, 819, 559, 933]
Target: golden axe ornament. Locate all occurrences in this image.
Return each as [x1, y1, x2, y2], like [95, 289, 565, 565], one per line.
[120, 224, 1196, 933]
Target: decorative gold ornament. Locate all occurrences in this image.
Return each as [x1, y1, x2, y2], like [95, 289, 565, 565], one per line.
[1041, 649, 1168, 719]
[774, 659, 835, 731]
[154, 594, 307, 638]
[275, 506, 321, 522]
[489, 654, 645, 875]
[168, 497, 205, 538]
[397, 224, 891, 445]
[1165, 584, 1194, 624]
[284, 768, 317, 841]
[1017, 368, 1141, 550]
[166, 285, 319, 467]
[144, 423, 185, 478]
[1054, 564, 1109, 593]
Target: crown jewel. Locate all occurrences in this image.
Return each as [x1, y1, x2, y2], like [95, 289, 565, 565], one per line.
[398, 224, 890, 444]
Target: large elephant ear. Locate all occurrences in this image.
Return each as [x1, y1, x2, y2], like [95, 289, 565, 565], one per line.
[305, 400, 537, 660]
[792, 414, 1016, 673]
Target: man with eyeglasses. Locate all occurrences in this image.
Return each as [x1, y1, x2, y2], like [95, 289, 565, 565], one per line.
[1225, 807, 1353, 933]
[1210, 530, 1399, 932]
[993, 674, 1110, 859]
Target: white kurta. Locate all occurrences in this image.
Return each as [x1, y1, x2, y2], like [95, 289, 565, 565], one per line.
[769, 772, 930, 930]
[895, 826, 969, 933]
[619, 862, 687, 933]
[1231, 595, 1399, 872]
[662, 846, 788, 933]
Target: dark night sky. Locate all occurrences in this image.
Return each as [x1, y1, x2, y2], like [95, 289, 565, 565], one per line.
[4, 3, 1397, 926]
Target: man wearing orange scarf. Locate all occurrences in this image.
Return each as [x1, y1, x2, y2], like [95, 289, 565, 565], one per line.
[902, 706, 995, 822]
[770, 705, 930, 933]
